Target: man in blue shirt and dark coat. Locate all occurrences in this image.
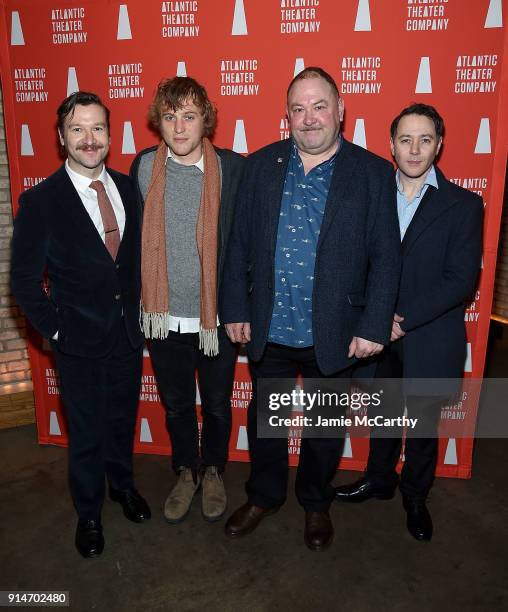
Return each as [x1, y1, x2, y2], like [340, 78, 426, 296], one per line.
[335, 104, 483, 543]
[220, 67, 401, 551]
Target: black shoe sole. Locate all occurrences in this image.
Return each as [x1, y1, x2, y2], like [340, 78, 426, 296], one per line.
[335, 490, 395, 503]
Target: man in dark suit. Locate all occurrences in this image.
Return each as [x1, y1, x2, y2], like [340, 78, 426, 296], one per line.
[11, 91, 150, 558]
[130, 77, 244, 525]
[335, 103, 483, 542]
[220, 67, 401, 551]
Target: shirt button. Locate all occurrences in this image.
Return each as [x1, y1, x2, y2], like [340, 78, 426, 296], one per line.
[116, 264, 120, 270]
[286, 253, 290, 258]
[115, 294, 121, 300]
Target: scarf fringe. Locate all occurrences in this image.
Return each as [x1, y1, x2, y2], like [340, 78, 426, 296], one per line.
[141, 309, 171, 340]
[199, 326, 219, 357]
[140, 307, 219, 356]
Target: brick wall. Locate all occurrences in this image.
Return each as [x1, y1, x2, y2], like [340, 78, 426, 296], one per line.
[0, 84, 33, 395]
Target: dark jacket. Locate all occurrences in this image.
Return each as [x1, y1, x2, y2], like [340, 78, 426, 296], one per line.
[395, 166, 483, 380]
[10, 165, 143, 357]
[219, 138, 401, 375]
[129, 145, 245, 288]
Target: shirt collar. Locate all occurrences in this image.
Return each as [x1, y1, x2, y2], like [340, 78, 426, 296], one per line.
[166, 146, 204, 173]
[65, 159, 108, 194]
[396, 165, 439, 197]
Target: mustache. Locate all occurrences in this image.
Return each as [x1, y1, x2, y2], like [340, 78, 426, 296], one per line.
[76, 144, 105, 151]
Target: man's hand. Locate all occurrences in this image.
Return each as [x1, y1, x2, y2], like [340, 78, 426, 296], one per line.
[225, 322, 251, 344]
[390, 313, 405, 342]
[348, 336, 384, 359]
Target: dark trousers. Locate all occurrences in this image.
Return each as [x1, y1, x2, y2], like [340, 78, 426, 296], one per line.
[52, 321, 142, 520]
[247, 343, 351, 512]
[149, 326, 236, 473]
[366, 347, 444, 501]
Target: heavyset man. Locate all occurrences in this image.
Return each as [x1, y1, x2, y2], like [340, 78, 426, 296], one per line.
[130, 77, 245, 523]
[11, 92, 150, 558]
[336, 104, 483, 542]
[220, 67, 401, 551]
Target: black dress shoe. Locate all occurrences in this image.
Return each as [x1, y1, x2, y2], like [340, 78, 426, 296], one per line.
[109, 486, 151, 523]
[335, 477, 396, 503]
[224, 503, 280, 538]
[304, 511, 334, 552]
[403, 497, 433, 541]
[75, 519, 104, 558]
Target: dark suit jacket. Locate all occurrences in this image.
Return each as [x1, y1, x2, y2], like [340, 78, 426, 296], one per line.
[10, 165, 143, 357]
[394, 166, 483, 381]
[130, 145, 245, 291]
[219, 138, 401, 375]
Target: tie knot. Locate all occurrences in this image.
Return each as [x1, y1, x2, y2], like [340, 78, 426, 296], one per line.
[89, 180, 105, 193]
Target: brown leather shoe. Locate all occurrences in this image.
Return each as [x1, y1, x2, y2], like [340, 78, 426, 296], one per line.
[224, 503, 279, 538]
[304, 511, 334, 552]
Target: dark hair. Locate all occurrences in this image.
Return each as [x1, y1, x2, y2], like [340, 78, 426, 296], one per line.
[57, 91, 110, 134]
[390, 103, 444, 140]
[148, 76, 216, 137]
[287, 66, 340, 99]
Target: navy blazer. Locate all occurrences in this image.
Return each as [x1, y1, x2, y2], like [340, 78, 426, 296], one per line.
[10, 165, 143, 357]
[395, 166, 483, 380]
[220, 138, 401, 375]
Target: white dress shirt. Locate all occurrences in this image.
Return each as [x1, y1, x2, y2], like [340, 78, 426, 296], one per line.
[65, 160, 126, 240]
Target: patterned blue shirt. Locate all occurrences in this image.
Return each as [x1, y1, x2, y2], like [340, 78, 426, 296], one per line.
[268, 139, 338, 347]
[396, 165, 439, 240]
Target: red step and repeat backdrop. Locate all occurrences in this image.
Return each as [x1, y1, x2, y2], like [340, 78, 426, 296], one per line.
[1, 0, 507, 477]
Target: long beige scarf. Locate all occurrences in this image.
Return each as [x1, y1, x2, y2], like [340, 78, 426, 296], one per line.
[140, 137, 220, 356]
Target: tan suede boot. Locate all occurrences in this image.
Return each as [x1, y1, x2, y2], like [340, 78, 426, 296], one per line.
[164, 468, 201, 524]
[202, 466, 227, 522]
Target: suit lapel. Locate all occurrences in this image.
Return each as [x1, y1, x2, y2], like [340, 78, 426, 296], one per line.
[401, 168, 457, 256]
[267, 141, 292, 256]
[317, 139, 359, 249]
[54, 166, 110, 257]
[109, 170, 133, 260]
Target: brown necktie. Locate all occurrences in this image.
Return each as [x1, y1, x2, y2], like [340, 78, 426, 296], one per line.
[89, 180, 120, 260]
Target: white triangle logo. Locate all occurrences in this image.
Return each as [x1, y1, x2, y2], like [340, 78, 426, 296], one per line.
[49, 411, 62, 435]
[474, 118, 491, 154]
[294, 58, 305, 77]
[236, 425, 249, 450]
[176, 61, 187, 77]
[353, 118, 367, 149]
[121, 121, 136, 154]
[11, 11, 25, 45]
[195, 381, 201, 405]
[354, 0, 371, 31]
[342, 433, 353, 458]
[464, 342, 472, 373]
[485, 0, 503, 28]
[444, 438, 458, 465]
[66, 67, 79, 96]
[21, 124, 34, 156]
[415, 57, 432, 93]
[140, 417, 153, 443]
[117, 4, 133, 40]
[233, 119, 248, 153]
[232, 0, 248, 35]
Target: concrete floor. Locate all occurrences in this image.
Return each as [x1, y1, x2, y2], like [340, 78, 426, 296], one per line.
[1, 325, 507, 611]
